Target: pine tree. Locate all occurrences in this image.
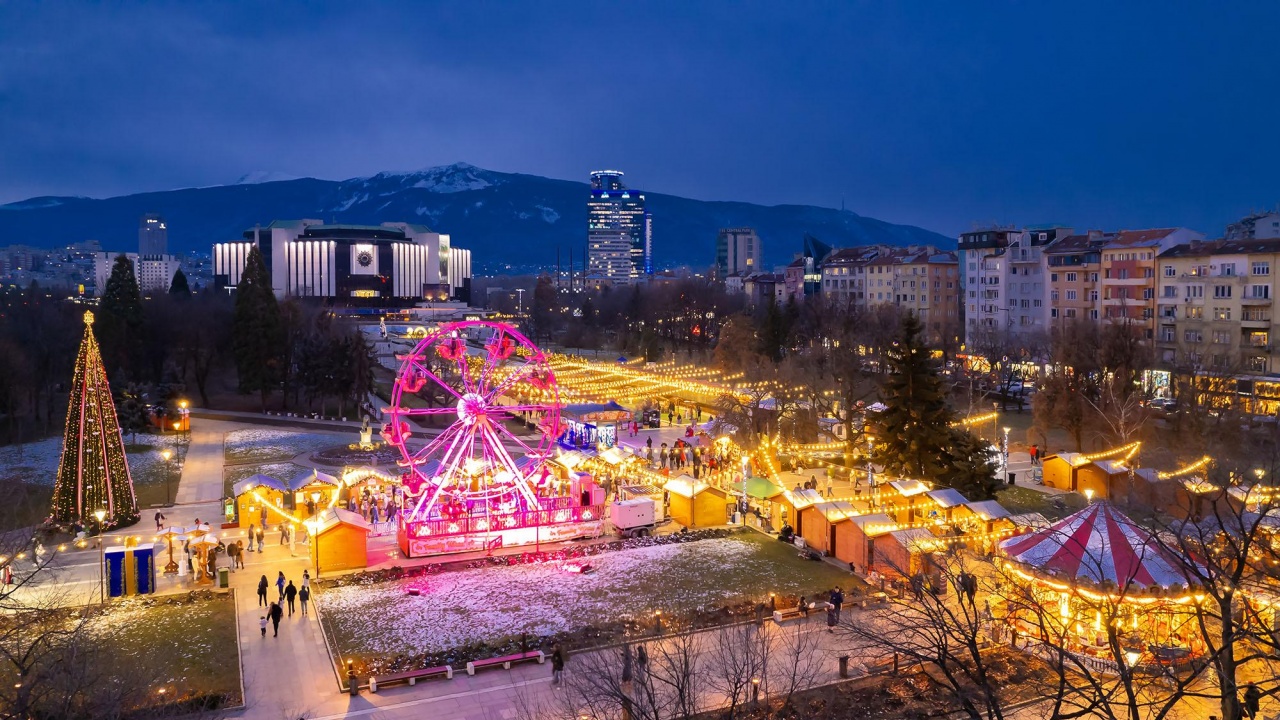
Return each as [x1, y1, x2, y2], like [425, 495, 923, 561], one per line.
[50, 311, 139, 528]
[942, 428, 1000, 499]
[168, 268, 191, 298]
[97, 254, 145, 381]
[870, 312, 956, 481]
[232, 246, 284, 410]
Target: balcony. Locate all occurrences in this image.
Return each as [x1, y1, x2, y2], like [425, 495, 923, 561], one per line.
[1241, 296, 1273, 305]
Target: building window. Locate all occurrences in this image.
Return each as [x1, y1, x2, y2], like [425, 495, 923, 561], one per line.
[1214, 285, 1232, 299]
[1143, 288, 1154, 300]
[1065, 290, 1077, 301]
[1249, 331, 1270, 348]
[1162, 285, 1177, 298]
[1187, 285, 1204, 298]
[1065, 272, 1077, 282]
[1249, 284, 1271, 299]
[1252, 261, 1270, 276]
[1164, 265, 1176, 277]
[1221, 263, 1237, 276]
[1244, 307, 1271, 322]
[1184, 330, 1203, 343]
[1051, 308, 1059, 318]
[1186, 306, 1204, 319]
[1214, 307, 1231, 321]
[1248, 356, 1268, 373]
[1160, 327, 1175, 342]
[1212, 330, 1231, 344]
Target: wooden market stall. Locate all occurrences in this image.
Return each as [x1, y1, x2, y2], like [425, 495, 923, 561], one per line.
[884, 478, 932, 524]
[874, 527, 940, 580]
[925, 488, 969, 523]
[291, 468, 342, 518]
[834, 512, 897, 574]
[230, 474, 288, 529]
[312, 507, 373, 573]
[798, 501, 856, 556]
[776, 488, 823, 536]
[1076, 460, 1131, 501]
[664, 475, 729, 528]
[743, 476, 785, 529]
[1042, 452, 1090, 492]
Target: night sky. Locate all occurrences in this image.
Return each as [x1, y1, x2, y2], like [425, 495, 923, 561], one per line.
[2, 2, 1278, 237]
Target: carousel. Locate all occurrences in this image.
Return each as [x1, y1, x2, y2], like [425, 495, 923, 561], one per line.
[996, 503, 1207, 673]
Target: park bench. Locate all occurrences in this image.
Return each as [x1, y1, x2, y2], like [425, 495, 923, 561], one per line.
[368, 665, 453, 692]
[465, 650, 544, 675]
[772, 600, 832, 624]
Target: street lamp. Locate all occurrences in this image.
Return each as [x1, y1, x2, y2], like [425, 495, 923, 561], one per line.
[94, 508, 107, 603]
[1084, 488, 1095, 504]
[1002, 426, 1011, 485]
[865, 435, 875, 492]
[160, 448, 173, 505]
[1255, 468, 1266, 484]
[306, 519, 321, 578]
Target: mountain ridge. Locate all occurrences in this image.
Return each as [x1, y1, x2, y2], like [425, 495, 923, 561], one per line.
[0, 163, 953, 269]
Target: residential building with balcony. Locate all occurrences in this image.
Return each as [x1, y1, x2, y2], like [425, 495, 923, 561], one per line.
[1155, 238, 1280, 374]
[1100, 228, 1203, 340]
[1045, 231, 1112, 334]
[820, 244, 959, 342]
[959, 226, 1070, 351]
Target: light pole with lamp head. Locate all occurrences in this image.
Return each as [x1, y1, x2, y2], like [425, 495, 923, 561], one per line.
[1002, 426, 1011, 485]
[94, 508, 107, 603]
[865, 434, 875, 493]
[306, 519, 321, 578]
[161, 448, 173, 505]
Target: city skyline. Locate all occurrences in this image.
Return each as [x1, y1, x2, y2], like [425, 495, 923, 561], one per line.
[2, 3, 1279, 239]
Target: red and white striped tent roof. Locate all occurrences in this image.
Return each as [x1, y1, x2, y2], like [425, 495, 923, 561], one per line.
[998, 503, 1188, 589]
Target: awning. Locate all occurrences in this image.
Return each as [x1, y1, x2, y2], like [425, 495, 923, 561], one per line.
[744, 477, 784, 500]
[290, 468, 340, 491]
[232, 473, 288, 497]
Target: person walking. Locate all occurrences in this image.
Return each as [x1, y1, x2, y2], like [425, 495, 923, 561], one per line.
[256, 525, 265, 552]
[269, 601, 283, 637]
[302, 568, 311, 590]
[830, 586, 845, 624]
[276, 571, 286, 601]
[279, 523, 288, 545]
[550, 644, 566, 686]
[299, 584, 311, 616]
[235, 541, 246, 569]
[154, 511, 165, 531]
[246, 524, 256, 552]
[259, 615, 268, 638]
[285, 581, 298, 616]
[257, 575, 269, 607]
[225, 541, 238, 573]
[823, 475, 833, 498]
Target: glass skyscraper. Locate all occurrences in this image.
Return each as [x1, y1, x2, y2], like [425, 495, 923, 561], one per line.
[587, 170, 650, 283]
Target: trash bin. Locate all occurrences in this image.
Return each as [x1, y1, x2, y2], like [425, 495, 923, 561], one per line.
[839, 656, 850, 678]
[218, 567, 229, 588]
[1007, 473, 1016, 485]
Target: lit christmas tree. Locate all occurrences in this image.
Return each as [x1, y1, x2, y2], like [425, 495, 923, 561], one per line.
[50, 310, 139, 528]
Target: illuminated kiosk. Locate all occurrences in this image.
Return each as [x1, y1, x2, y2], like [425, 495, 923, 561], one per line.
[384, 320, 603, 558]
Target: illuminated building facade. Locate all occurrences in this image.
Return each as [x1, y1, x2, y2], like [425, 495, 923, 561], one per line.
[587, 170, 650, 284]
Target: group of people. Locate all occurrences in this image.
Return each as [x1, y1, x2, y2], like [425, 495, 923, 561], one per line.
[257, 569, 313, 638]
[346, 486, 398, 530]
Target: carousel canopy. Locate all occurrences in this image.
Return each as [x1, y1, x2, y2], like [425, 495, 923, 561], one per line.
[290, 468, 340, 491]
[999, 503, 1188, 590]
[232, 473, 288, 497]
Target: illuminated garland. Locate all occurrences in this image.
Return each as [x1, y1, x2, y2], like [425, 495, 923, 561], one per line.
[951, 412, 998, 428]
[1081, 441, 1142, 462]
[1157, 456, 1213, 480]
[49, 311, 139, 528]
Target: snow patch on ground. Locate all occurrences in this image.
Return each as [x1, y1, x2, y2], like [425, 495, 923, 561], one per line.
[0, 437, 172, 487]
[223, 428, 348, 464]
[332, 193, 367, 212]
[320, 538, 773, 656]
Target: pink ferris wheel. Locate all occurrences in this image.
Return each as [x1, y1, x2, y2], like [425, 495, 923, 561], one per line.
[383, 320, 581, 556]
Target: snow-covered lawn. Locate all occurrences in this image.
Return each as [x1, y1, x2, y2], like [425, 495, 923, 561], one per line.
[223, 428, 348, 464]
[223, 462, 307, 494]
[0, 436, 180, 489]
[320, 535, 851, 658]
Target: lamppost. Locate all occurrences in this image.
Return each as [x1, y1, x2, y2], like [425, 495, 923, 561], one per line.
[94, 508, 107, 603]
[161, 448, 173, 505]
[306, 519, 321, 578]
[865, 434, 875, 492]
[178, 399, 189, 438]
[1002, 426, 1011, 484]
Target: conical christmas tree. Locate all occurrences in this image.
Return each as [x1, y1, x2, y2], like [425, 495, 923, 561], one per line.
[50, 310, 139, 528]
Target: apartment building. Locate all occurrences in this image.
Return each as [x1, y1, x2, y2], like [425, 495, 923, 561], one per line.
[1044, 232, 1112, 334]
[1098, 228, 1203, 340]
[959, 226, 1070, 350]
[1155, 238, 1280, 374]
[820, 244, 959, 341]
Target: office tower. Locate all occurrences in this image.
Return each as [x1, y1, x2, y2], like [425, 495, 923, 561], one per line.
[716, 228, 761, 279]
[139, 213, 168, 256]
[587, 170, 648, 283]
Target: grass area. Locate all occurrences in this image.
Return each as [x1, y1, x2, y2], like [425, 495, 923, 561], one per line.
[995, 485, 1086, 522]
[223, 428, 347, 464]
[319, 532, 858, 670]
[222, 461, 306, 498]
[0, 591, 240, 715]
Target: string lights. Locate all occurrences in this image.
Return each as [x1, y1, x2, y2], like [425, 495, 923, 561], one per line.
[1157, 456, 1213, 480]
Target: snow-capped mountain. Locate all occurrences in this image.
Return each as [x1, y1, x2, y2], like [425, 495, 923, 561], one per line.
[0, 163, 952, 268]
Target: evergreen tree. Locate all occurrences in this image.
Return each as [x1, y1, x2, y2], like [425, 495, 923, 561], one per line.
[50, 311, 139, 528]
[942, 428, 1001, 499]
[97, 254, 145, 381]
[232, 246, 284, 410]
[870, 312, 956, 481]
[168, 268, 191, 298]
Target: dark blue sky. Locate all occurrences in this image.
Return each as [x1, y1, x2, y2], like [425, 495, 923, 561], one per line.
[2, 2, 1278, 237]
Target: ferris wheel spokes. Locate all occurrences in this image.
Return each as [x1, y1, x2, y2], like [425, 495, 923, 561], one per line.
[407, 357, 464, 402]
[481, 357, 542, 404]
[478, 422, 541, 507]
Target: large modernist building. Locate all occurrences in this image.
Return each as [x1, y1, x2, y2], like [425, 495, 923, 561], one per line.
[587, 170, 651, 284]
[91, 213, 182, 296]
[213, 220, 471, 304]
[715, 228, 761, 279]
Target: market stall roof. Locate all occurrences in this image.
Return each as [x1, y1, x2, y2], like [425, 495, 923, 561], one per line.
[664, 475, 711, 499]
[562, 401, 631, 418]
[342, 466, 395, 485]
[781, 488, 823, 510]
[889, 527, 939, 553]
[999, 503, 1188, 589]
[1007, 512, 1051, 530]
[888, 479, 930, 497]
[744, 477, 784, 500]
[926, 488, 969, 509]
[315, 507, 373, 534]
[849, 513, 898, 537]
[1092, 460, 1129, 475]
[1050, 452, 1092, 468]
[811, 501, 857, 522]
[232, 473, 288, 496]
[290, 468, 340, 490]
[964, 500, 1011, 521]
[619, 483, 663, 497]
[553, 450, 589, 470]
[599, 447, 628, 465]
